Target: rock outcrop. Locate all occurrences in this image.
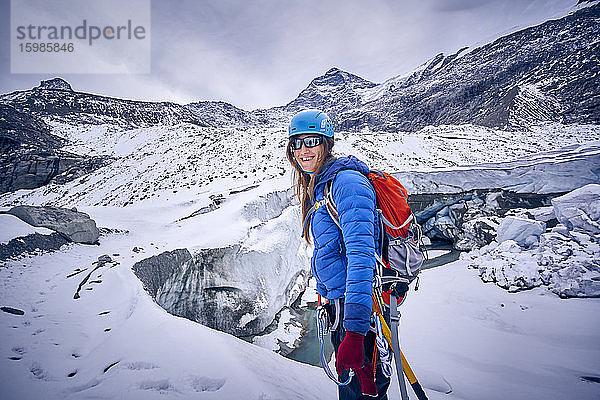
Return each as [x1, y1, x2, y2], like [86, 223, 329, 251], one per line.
[0, 232, 70, 261]
[5, 205, 100, 244]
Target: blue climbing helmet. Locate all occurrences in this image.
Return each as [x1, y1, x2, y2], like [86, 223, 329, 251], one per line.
[288, 109, 334, 138]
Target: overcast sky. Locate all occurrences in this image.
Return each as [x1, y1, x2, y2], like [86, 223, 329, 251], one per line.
[0, 0, 583, 110]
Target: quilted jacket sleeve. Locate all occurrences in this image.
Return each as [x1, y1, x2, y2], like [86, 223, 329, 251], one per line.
[331, 170, 376, 334]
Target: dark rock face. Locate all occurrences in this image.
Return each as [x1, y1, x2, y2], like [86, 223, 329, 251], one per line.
[131, 249, 193, 297]
[37, 78, 73, 91]
[411, 190, 557, 250]
[1, 151, 86, 193]
[49, 156, 112, 185]
[6, 205, 100, 244]
[0, 232, 70, 261]
[0, 104, 62, 151]
[0, 103, 110, 194]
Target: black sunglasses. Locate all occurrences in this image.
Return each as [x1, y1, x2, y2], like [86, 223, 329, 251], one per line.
[290, 136, 324, 150]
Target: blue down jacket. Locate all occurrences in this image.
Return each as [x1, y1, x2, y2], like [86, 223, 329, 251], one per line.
[310, 156, 378, 334]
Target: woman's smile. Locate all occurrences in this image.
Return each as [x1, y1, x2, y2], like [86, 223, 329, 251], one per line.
[294, 135, 323, 173]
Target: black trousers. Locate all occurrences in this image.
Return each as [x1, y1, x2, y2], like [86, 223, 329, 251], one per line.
[328, 301, 391, 400]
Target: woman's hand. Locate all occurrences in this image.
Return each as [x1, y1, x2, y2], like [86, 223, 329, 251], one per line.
[336, 331, 364, 374]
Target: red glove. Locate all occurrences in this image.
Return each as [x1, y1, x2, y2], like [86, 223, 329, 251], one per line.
[336, 331, 364, 375]
[356, 362, 377, 397]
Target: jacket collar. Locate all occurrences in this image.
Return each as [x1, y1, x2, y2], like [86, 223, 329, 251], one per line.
[313, 155, 370, 195]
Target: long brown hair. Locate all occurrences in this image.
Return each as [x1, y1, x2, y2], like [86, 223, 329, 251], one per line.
[286, 136, 335, 243]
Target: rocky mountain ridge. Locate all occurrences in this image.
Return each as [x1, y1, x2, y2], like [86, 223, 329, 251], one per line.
[326, 4, 600, 131]
[1, 78, 210, 128]
[1, 5, 597, 135]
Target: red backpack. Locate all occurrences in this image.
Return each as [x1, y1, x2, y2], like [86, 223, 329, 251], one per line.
[324, 169, 426, 305]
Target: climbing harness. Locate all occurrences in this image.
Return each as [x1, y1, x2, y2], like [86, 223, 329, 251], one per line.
[316, 303, 354, 386]
[374, 306, 393, 379]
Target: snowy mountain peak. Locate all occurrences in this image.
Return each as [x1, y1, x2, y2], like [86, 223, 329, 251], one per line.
[35, 77, 73, 92]
[284, 67, 376, 116]
[309, 67, 375, 89]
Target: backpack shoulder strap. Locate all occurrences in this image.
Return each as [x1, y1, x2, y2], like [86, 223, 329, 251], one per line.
[324, 180, 341, 230]
[299, 178, 339, 238]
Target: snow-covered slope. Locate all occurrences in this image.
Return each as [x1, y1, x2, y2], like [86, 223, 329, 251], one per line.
[0, 228, 334, 400]
[1, 218, 599, 400]
[1, 121, 598, 208]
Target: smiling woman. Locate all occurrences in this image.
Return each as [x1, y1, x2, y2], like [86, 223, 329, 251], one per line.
[285, 109, 390, 399]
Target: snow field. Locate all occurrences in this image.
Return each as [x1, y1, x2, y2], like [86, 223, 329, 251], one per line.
[401, 262, 600, 400]
[0, 232, 335, 400]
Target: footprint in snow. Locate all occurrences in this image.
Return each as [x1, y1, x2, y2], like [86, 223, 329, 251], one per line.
[9, 349, 23, 360]
[190, 376, 226, 392]
[64, 378, 101, 394]
[137, 379, 174, 392]
[124, 361, 158, 370]
[30, 362, 51, 381]
[419, 369, 453, 394]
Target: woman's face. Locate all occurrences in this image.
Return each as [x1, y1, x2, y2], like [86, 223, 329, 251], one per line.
[292, 134, 325, 174]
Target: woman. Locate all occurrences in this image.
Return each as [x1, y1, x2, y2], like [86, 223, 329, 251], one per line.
[286, 109, 390, 399]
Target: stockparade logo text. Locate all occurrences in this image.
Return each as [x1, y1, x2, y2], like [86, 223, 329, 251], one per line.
[15, 19, 146, 46]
